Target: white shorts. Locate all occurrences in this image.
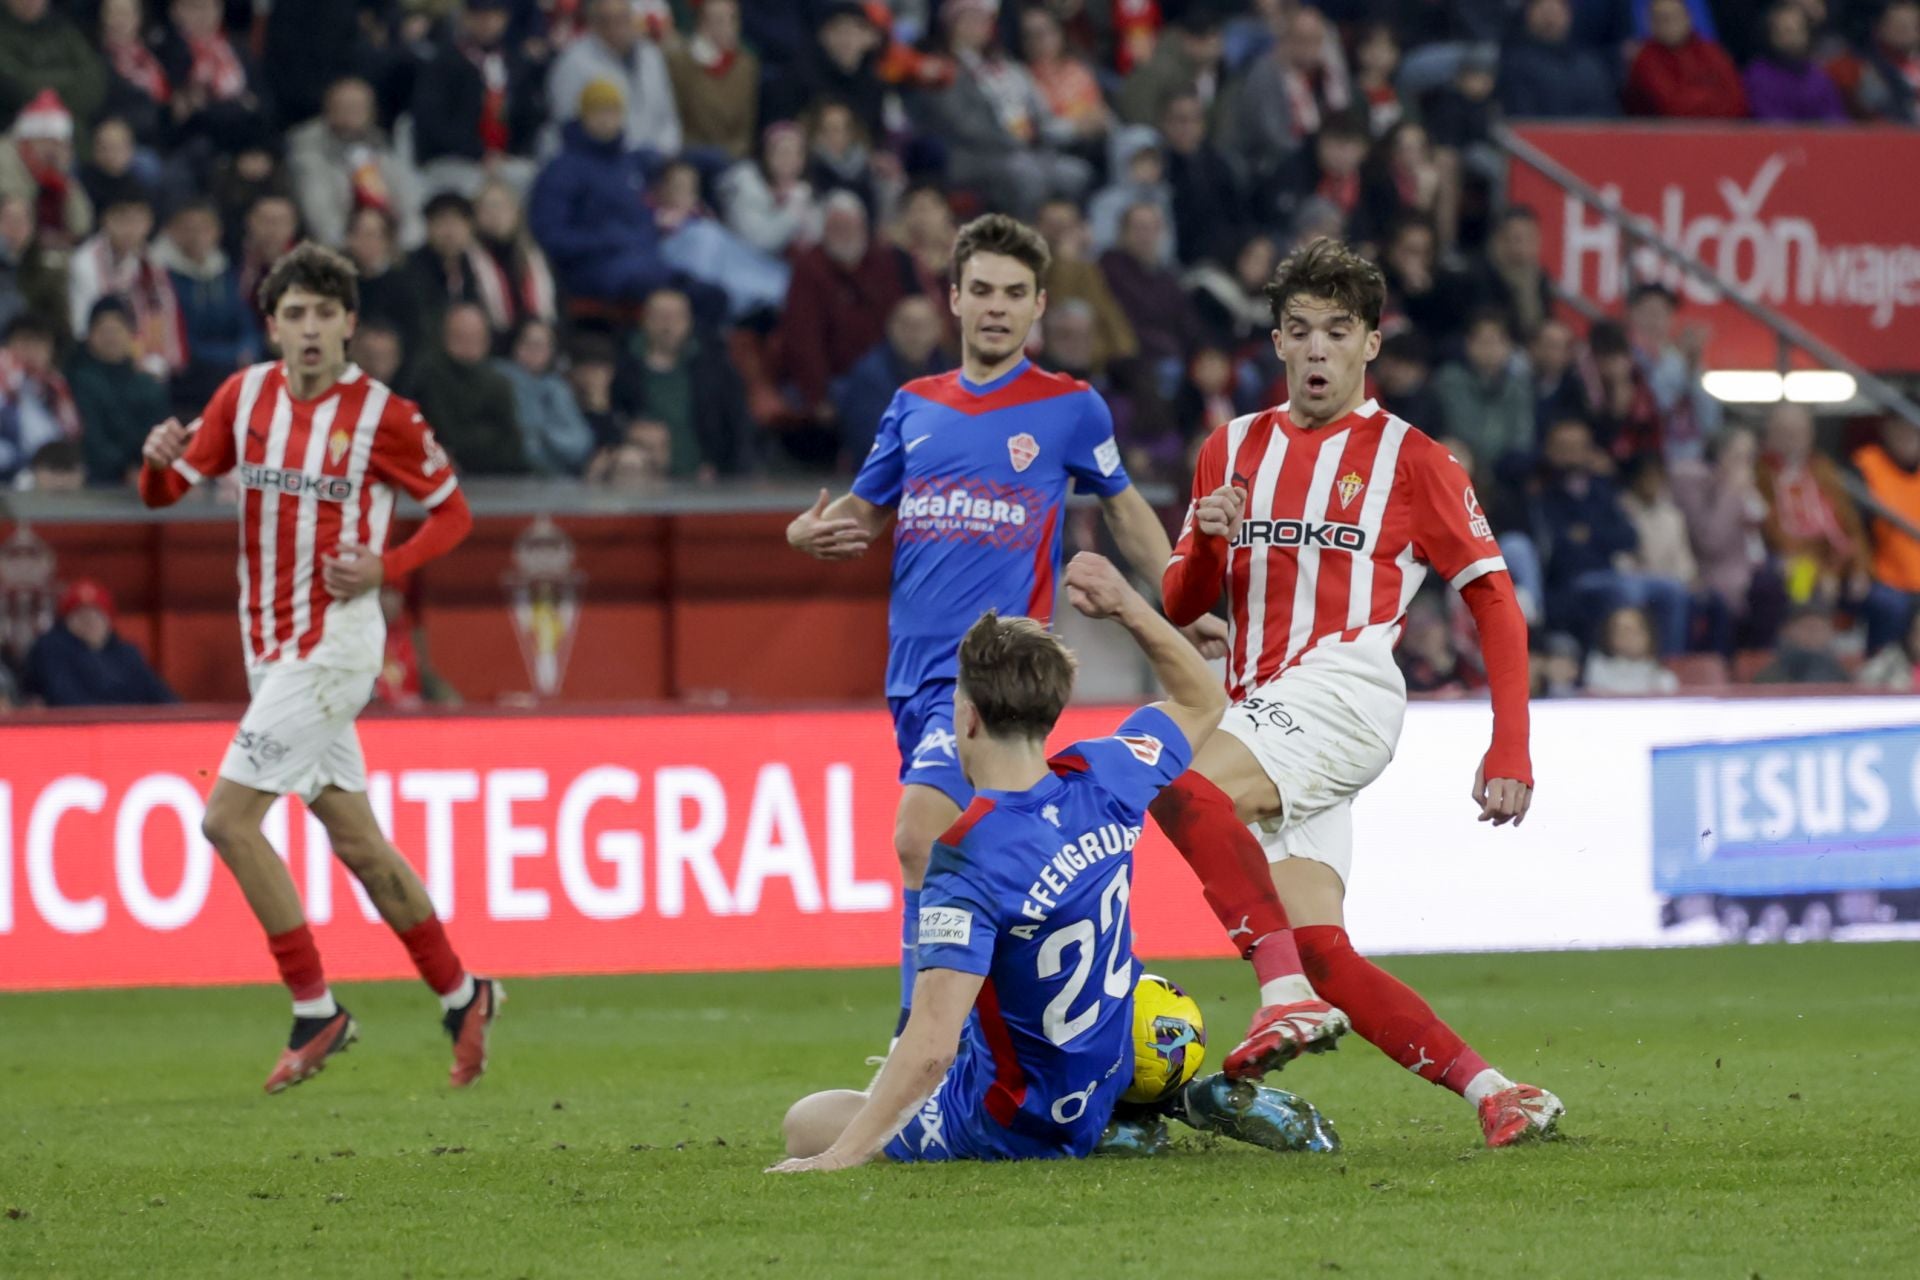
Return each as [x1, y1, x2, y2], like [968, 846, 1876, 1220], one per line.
[219, 661, 376, 802]
[1216, 665, 1398, 886]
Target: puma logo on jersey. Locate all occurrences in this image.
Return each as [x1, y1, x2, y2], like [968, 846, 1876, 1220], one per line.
[1232, 518, 1369, 552]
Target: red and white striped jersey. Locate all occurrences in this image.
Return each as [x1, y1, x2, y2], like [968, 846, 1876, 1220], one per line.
[1169, 398, 1506, 712]
[164, 361, 460, 671]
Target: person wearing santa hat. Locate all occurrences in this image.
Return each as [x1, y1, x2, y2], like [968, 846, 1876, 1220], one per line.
[0, 89, 94, 248]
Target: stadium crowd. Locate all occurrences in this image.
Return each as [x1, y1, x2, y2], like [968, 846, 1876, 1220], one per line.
[3, 0, 1920, 710]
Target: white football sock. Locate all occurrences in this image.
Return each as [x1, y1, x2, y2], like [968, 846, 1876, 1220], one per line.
[439, 974, 476, 1012]
[1258, 975, 1317, 1006]
[1464, 1068, 1515, 1106]
[292, 991, 338, 1020]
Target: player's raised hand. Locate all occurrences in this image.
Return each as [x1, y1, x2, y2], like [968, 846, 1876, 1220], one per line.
[1194, 483, 1247, 541]
[1472, 757, 1532, 827]
[765, 1150, 861, 1175]
[141, 416, 191, 470]
[788, 488, 871, 561]
[323, 545, 385, 600]
[1066, 551, 1140, 621]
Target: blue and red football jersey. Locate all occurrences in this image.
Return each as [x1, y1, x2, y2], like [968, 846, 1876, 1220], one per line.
[851, 359, 1132, 698]
[894, 705, 1193, 1161]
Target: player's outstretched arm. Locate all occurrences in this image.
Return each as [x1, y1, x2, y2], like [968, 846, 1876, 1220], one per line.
[1067, 551, 1226, 755]
[787, 489, 889, 562]
[1099, 484, 1231, 657]
[766, 967, 982, 1174]
[137, 417, 198, 508]
[1459, 571, 1533, 827]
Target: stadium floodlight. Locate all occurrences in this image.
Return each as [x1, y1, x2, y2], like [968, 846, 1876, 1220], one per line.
[1701, 371, 1784, 403]
[1782, 370, 1858, 404]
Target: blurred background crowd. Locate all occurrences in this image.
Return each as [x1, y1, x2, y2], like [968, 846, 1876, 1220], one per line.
[3, 0, 1920, 711]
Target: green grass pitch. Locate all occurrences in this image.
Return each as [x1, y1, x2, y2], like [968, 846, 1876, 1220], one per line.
[3, 944, 1916, 1278]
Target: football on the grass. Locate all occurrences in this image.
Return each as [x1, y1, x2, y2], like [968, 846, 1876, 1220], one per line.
[1123, 973, 1206, 1104]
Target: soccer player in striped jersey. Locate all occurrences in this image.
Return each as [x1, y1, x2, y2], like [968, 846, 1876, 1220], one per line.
[1154, 238, 1564, 1147]
[138, 243, 500, 1093]
[787, 214, 1228, 1059]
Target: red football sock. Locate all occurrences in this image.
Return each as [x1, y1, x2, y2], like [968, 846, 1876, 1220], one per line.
[1296, 924, 1489, 1094]
[397, 915, 466, 997]
[1148, 772, 1296, 967]
[266, 924, 328, 1002]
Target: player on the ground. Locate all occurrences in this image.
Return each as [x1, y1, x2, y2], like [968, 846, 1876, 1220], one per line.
[1152, 238, 1564, 1147]
[770, 554, 1337, 1170]
[787, 214, 1228, 1055]
[137, 242, 499, 1093]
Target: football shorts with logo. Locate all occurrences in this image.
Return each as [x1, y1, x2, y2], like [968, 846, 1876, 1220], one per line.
[1216, 648, 1402, 885]
[884, 1030, 1133, 1163]
[889, 679, 970, 809]
[219, 660, 377, 802]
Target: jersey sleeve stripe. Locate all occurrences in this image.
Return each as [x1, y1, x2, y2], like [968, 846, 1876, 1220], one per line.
[1448, 556, 1508, 590]
[172, 459, 202, 484]
[421, 475, 459, 509]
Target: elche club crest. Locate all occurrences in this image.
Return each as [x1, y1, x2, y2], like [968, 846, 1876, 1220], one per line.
[1335, 471, 1364, 508]
[1007, 432, 1039, 472]
[503, 516, 585, 698]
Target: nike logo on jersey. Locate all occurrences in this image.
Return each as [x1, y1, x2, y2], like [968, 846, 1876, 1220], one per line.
[906, 434, 934, 452]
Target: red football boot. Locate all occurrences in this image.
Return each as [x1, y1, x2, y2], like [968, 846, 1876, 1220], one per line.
[1478, 1083, 1565, 1147]
[1222, 1000, 1351, 1080]
[264, 1009, 357, 1094]
[444, 978, 503, 1088]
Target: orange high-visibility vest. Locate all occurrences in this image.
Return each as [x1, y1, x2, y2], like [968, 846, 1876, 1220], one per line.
[1854, 443, 1920, 591]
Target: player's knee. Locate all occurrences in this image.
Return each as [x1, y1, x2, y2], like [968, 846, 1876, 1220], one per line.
[781, 1098, 823, 1159]
[200, 803, 256, 851]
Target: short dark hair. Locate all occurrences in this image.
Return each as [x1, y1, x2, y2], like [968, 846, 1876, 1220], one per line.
[423, 192, 475, 223]
[257, 241, 359, 315]
[1378, 330, 1431, 367]
[1499, 204, 1540, 227]
[87, 296, 134, 332]
[2, 314, 55, 345]
[31, 439, 83, 472]
[1265, 237, 1387, 330]
[952, 213, 1051, 291]
[1464, 307, 1514, 341]
[957, 610, 1077, 741]
[1627, 281, 1679, 309]
[1587, 318, 1630, 357]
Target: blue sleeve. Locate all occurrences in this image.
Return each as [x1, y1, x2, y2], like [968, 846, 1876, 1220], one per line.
[850, 390, 908, 508]
[1061, 390, 1131, 498]
[1063, 704, 1195, 815]
[915, 836, 1000, 977]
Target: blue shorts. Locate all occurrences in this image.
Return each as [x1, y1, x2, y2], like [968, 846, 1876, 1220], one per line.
[888, 679, 972, 810]
[883, 1049, 1092, 1164]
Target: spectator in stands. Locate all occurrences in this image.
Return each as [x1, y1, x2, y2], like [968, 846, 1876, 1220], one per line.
[236, 194, 298, 324]
[1354, 120, 1443, 249]
[1627, 283, 1723, 442]
[21, 579, 173, 707]
[1619, 450, 1709, 653]
[566, 331, 623, 451]
[154, 0, 261, 158]
[1624, 0, 1748, 118]
[344, 206, 425, 361]
[0, 193, 65, 337]
[547, 0, 681, 160]
[1588, 318, 1666, 465]
[411, 0, 544, 198]
[808, 100, 891, 220]
[0, 91, 91, 249]
[666, 0, 758, 162]
[1671, 424, 1783, 650]
[496, 317, 596, 478]
[889, 184, 956, 301]
[152, 199, 257, 411]
[1532, 416, 1669, 647]
[1379, 214, 1469, 350]
[774, 191, 913, 427]
[1847, 0, 1920, 123]
[1100, 201, 1202, 374]
[1352, 23, 1405, 136]
[1469, 206, 1551, 341]
[349, 318, 404, 387]
[720, 123, 823, 258]
[529, 80, 674, 307]
[1851, 415, 1920, 653]
[1171, 346, 1240, 453]
[1021, 4, 1113, 150]
[651, 158, 787, 322]
[1434, 311, 1534, 477]
[761, 1, 888, 142]
[1119, 5, 1230, 134]
[1420, 41, 1500, 158]
[260, 0, 370, 128]
[1499, 0, 1618, 119]
[1223, 3, 1349, 183]
[1265, 111, 1370, 233]
[1744, 2, 1849, 122]
[618, 286, 751, 480]
[1583, 605, 1680, 694]
[1398, 593, 1487, 695]
[69, 186, 186, 380]
[1857, 601, 1920, 691]
[1160, 91, 1245, 268]
[1373, 331, 1442, 435]
[1757, 400, 1870, 607]
[406, 302, 526, 475]
[373, 577, 459, 710]
[78, 117, 144, 217]
[1530, 317, 1589, 430]
[915, 0, 1091, 219]
[404, 192, 494, 338]
[0, 0, 107, 140]
[1533, 631, 1584, 698]
[0, 313, 78, 484]
[1187, 230, 1275, 351]
[1753, 603, 1849, 685]
[287, 77, 423, 251]
[1087, 131, 1175, 262]
[472, 179, 558, 336]
[99, 0, 167, 151]
[1034, 197, 1136, 375]
[66, 297, 167, 486]
[18, 436, 82, 490]
[833, 294, 947, 463]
